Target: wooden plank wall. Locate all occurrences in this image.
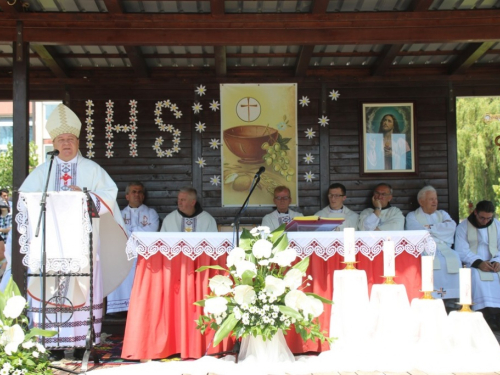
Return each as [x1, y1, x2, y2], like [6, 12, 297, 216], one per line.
[67, 81, 453, 226]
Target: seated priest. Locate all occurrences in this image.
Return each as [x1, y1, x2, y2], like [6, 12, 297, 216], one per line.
[405, 186, 460, 301]
[455, 200, 500, 329]
[261, 185, 303, 231]
[106, 181, 159, 317]
[358, 183, 404, 231]
[160, 186, 217, 232]
[314, 183, 358, 231]
[19, 103, 129, 361]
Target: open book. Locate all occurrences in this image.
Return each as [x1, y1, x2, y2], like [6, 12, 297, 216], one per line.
[285, 216, 345, 232]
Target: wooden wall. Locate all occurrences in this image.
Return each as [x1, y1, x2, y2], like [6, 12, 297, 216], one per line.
[65, 80, 457, 225]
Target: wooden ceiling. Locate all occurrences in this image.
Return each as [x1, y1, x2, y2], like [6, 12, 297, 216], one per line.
[1, 0, 500, 86]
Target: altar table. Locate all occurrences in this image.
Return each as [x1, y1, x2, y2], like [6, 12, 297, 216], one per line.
[121, 230, 434, 360]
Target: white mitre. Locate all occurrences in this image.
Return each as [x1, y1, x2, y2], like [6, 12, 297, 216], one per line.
[46, 103, 81, 140]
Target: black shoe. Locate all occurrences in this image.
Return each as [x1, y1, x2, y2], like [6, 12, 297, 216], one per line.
[49, 350, 65, 361]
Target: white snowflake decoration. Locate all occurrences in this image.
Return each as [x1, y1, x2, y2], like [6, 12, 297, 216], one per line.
[303, 153, 314, 164]
[153, 99, 183, 158]
[329, 89, 340, 101]
[305, 128, 316, 139]
[195, 122, 206, 133]
[210, 175, 221, 186]
[299, 96, 310, 107]
[174, 110, 183, 119]
[318, 115, 329, 127]
[196, 157, 206, 168]
[100, 99, 139, 158]
[85, 100, 95, 158]
[209, 138, 221, 149]
[209, 100, 220, 111]
[192, 102, 203, 114]
[195, 85, 207, 96]
[304, 171, 315, 182]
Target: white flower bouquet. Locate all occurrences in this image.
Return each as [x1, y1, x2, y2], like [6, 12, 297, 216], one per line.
[0, 278, 56, 375]
[195, 225, 333, 346]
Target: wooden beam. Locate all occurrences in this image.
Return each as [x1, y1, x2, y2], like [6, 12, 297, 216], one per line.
[102, 0, 124, 14]
[371, 44, 403, 76]
[124, 46, 149, 78]
[407, 0, 434, 12]
[12, 21, 30, 293]
[210, 0, 225, 15]
[448, 42, 495, 75]
[214, 46, 226, 76]
[30, 44, 68, 78]
[0, 0, 25, 14]
[311, 0, 329, 14]
[295, 45, 314, 77]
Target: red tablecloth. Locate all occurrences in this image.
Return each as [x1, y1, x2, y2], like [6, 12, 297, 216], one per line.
[121, 231, 431, 360]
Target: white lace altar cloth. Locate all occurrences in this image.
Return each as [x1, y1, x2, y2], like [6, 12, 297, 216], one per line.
[125, 230, 435, 261]
[17, 191, 92, 273]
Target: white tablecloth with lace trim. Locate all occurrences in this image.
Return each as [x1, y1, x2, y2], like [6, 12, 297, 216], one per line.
[125, 230, 435, 261]
[123, 230, 435, 359]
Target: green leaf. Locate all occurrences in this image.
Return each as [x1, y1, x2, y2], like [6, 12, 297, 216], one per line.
[268, 224, 286, 243]
[25, 327, 57, 341]
[278, 305, 303, 320]
[194, 299, 205, 307]
[241, 270, 255, 286]
[195, 265, 228, 273]
[213, 313, 239, 346]
[305, 292, 333, 304]
[272, 232, 289, 254]
[292, 257, 310, 273]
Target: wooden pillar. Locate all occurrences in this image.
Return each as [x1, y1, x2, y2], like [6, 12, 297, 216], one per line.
[12, 21, 30, 292]
[446, 82, 459, 223]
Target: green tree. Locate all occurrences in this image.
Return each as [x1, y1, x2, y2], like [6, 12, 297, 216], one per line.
[457, 97, 500, 219]
[0, 142, 39, 190]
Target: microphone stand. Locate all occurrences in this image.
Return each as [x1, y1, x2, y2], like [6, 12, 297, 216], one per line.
[34, 152, 58, 343]
[233, 174, 262, 247]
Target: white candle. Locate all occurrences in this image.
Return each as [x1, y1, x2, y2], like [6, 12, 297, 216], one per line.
[343, 227, 356, 262]
[383, 239, 395, 277]
[421, 255, 434, 292]
[459, 268, 472, 305]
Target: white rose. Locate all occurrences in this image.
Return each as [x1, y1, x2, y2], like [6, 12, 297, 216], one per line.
[1, 324, 25, 355]
[227, 247, 246, 267]
[283, 269, 304, 290]
[32, 351, 39, 358]
[252, 239, 273, 259]
[284, 289, 307, 312]
[204, 297, 228, 316]
[264, 275, 286, 297]
[234, 260, 257, 278]
[3, 296, 26, 320]
[300, 296, 324, 320]
[258, 260, 270, 266]
[271, 248, 297, 267]
[234, 285, 256, 306]
[209, 275, 233, 296]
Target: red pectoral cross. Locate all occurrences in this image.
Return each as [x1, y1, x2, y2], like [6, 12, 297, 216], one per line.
[61, 173, 72, 186]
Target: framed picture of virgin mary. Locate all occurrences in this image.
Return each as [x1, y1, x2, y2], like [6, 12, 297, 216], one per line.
[361, 103, 416, 174]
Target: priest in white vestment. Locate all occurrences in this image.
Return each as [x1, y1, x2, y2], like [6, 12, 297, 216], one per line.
[406, 186, 460, 300]
[358, 183, 404, 231]
[19, 104, 129, 360]
[261, 186, 303, 231]
[161, 187, 217, 232]
[107, 181, 159, 314]
[314, 183, 358, 231]
[455, 201, 500, 326]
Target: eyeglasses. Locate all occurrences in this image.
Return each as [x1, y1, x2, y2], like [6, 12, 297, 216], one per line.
[374, 191, 391, 197]
[477, 215, 494, 222]
[328, 194, 345, 198]
[274, 196, 290, 201]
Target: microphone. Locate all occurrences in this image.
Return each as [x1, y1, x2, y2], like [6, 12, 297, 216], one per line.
[254, 166, 265, 178]
[46, 150, 60, 156]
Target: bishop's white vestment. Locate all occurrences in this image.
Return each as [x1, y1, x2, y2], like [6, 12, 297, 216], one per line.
[19, 153, 129, 348]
